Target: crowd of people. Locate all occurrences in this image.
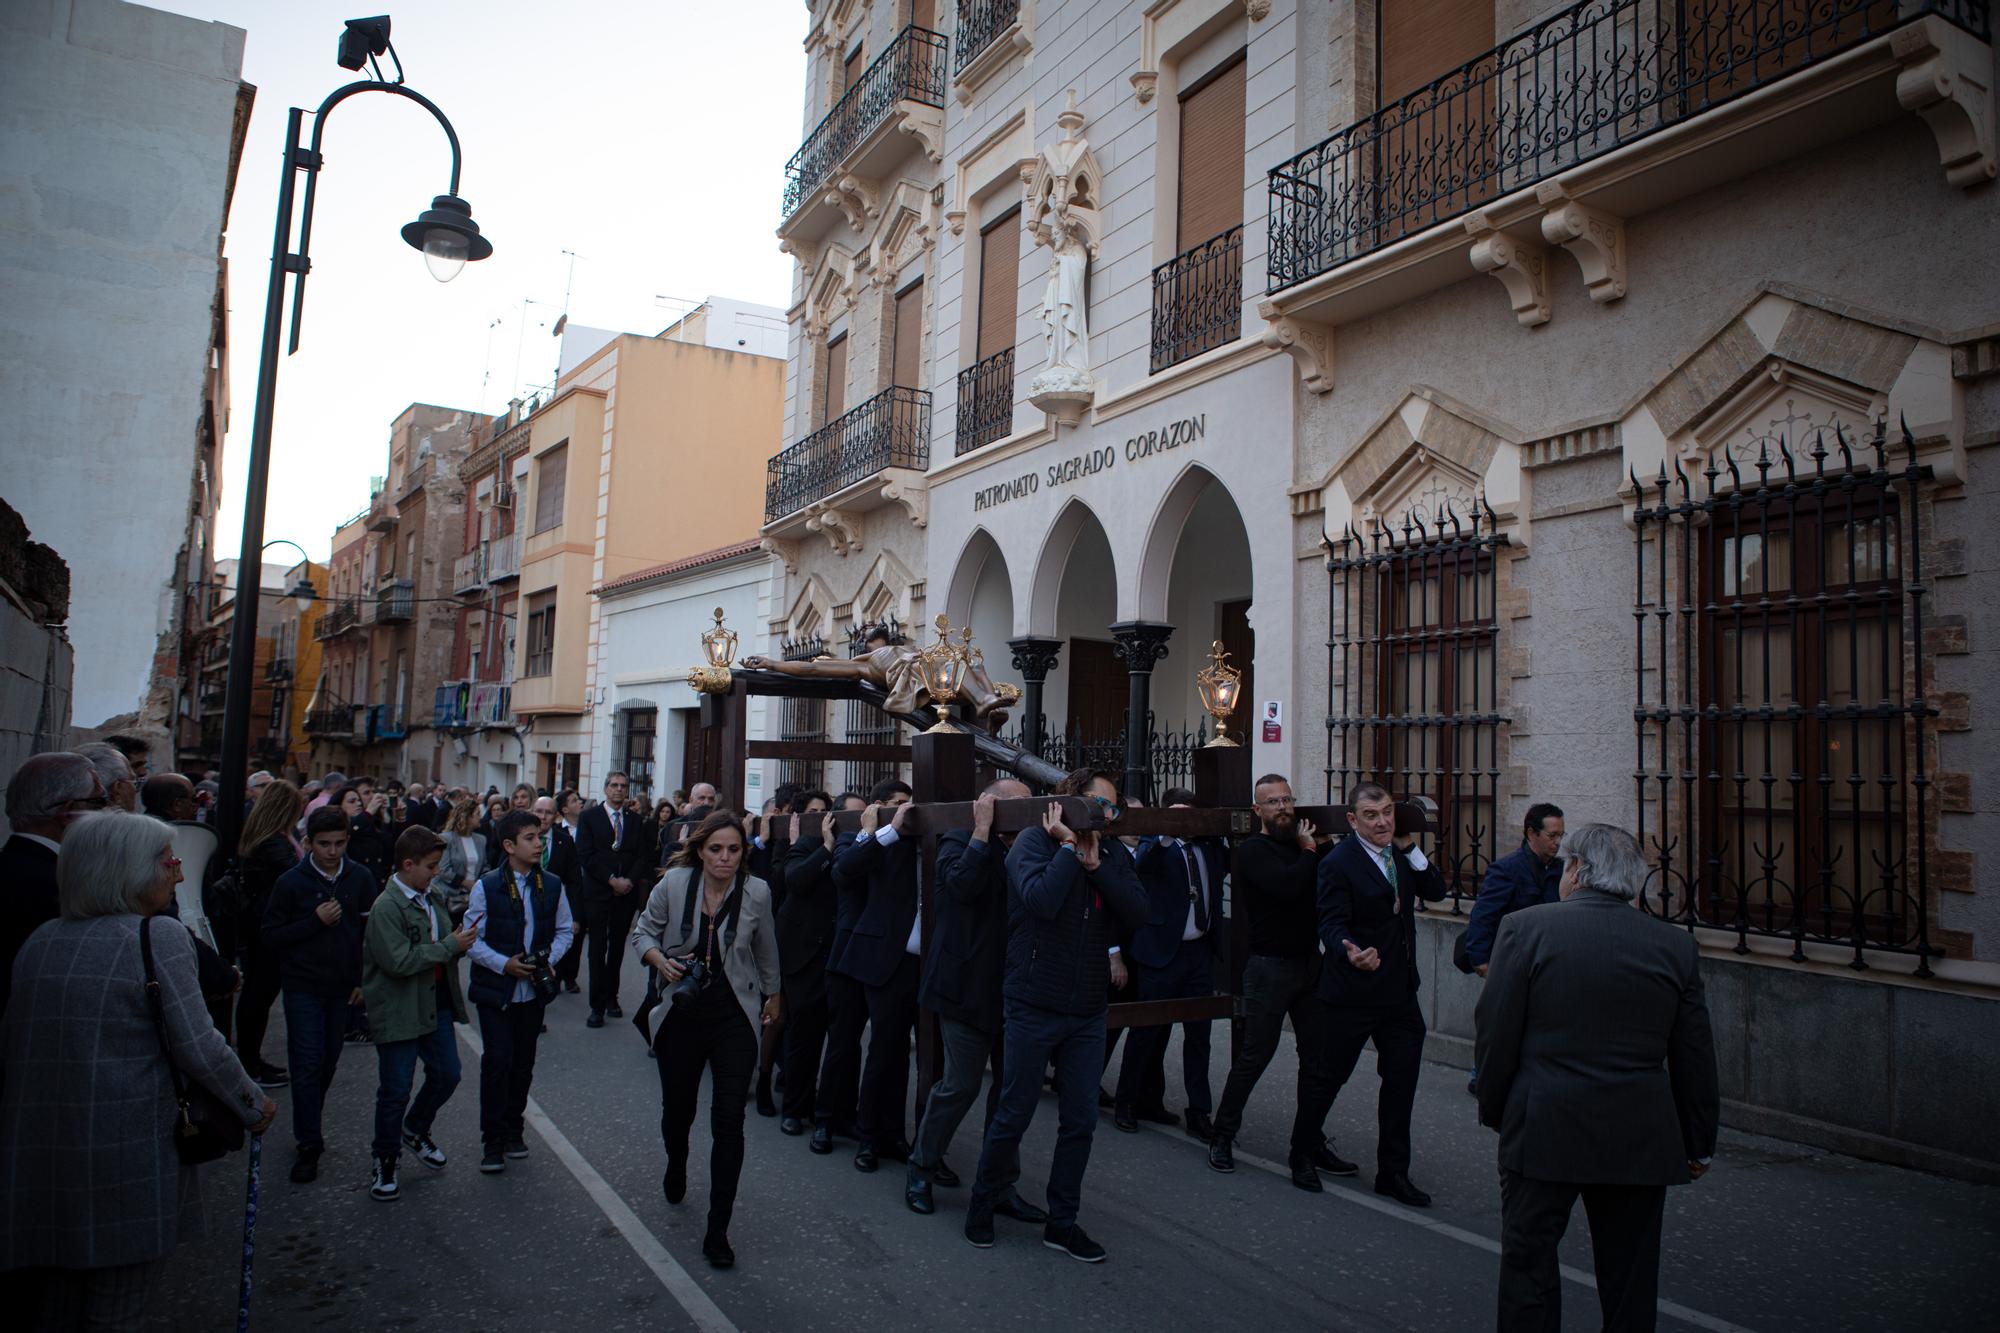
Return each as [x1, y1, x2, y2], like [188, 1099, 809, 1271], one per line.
[0, 734, 1719, 1331]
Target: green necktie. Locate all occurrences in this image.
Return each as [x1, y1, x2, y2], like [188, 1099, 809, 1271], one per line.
[1380, 846, 1398, 889]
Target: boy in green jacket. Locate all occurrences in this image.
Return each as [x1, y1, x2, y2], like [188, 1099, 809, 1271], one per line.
[363, 825, 477, 1201]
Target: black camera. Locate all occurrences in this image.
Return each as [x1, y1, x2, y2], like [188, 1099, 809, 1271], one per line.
[520, 951, 560, 1004]
[666, 957, 707, 1007]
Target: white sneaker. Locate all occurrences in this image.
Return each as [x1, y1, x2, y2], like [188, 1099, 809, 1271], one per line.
[402, 1130, 448, 1169]
[369, 1157, 399, 1202]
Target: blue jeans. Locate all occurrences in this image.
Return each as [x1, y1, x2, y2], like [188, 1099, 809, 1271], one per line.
[282, 988, 349, 1150]
[969, 999, 1105, 1228]
[372, 994, 462, 1159]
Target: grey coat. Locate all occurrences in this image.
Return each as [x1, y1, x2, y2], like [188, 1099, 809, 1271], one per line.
[437, 832, 488, 902]
[0, 913, 264, 1269]
[630, 869, 782, 1038]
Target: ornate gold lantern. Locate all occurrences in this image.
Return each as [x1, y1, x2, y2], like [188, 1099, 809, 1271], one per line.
[1195, 640, 1243, 746]
[917, 613, 970, 733]
[688, 607, 740, 694]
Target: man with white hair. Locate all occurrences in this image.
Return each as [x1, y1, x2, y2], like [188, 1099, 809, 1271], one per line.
[74, 742, 137, 813]
[1474, 822, 1720, 1333]
[1, 752, 107, 1021]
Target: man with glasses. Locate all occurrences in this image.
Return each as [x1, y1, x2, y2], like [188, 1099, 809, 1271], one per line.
[1206, 774, 1354, 1191]
[575, 772, 645, 1027]
[1, 753, 105, 1023]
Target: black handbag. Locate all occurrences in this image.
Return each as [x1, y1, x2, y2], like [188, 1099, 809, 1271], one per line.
[141, 916, 248, 1164]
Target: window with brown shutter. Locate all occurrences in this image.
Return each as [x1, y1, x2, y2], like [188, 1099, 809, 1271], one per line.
[911, 0, 935, 33]
[843, 43, 865, 97]
[976, 207, 1020, 361]
[1176, 53, 1246, 251]
[893, 280, 925, 389]
[1375, 0, 1498, 233]
[824, 333, 849, 423]
[531, 444, 567, 535]
[1378, 0, 1492, 105]
[524, 591, 557, 678]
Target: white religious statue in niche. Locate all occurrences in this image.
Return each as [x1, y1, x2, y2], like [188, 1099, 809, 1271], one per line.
[1026, 92, 1105, 425]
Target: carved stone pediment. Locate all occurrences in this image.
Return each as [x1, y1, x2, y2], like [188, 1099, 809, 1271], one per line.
[1023, 93, 1105, 260]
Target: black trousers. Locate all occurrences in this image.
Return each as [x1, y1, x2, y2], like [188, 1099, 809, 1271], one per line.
[1211, 953, 1334, 1158]
[856, 953, 919, 1150]
[233, 929, 283, 1069]
[1499, 1171, 1667, 1332]
[816, 970, 866, 1131]
[474, 996, 547, 1148]
[655, 982, 757, 1236]
[583, 893, 640, 1013]
[1320, 992, 1426, 1179]
[779, 961, 829, 1121]
[1115, 938, 1215, 1115]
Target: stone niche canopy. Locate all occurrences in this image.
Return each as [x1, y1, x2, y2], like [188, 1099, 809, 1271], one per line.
[1315, 387, 1525, 545]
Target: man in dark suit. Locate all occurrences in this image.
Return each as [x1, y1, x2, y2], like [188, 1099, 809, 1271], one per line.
[773, 792, 833, 1135]
[806, 792, 869, 1153]
[535, 793, 584, 993]
[1, 752, 104, 1023]
[1475, 822, 1719, 1332]
[574, 772, 646, 1027]
[831, 778, 921, 1172]
[1463, 802, 1565, 1096]
[1315, 782, 1447, 1206]
[1112, 787, 1227, 1140]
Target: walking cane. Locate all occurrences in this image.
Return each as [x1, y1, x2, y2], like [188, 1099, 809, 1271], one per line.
[237, 1133, 262, 1333]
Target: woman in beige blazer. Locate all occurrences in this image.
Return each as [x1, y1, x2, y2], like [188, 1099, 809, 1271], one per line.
[630, 810, 781, 1270]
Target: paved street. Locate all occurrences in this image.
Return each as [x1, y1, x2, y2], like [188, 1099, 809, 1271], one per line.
[153, 967, 1996, 1332]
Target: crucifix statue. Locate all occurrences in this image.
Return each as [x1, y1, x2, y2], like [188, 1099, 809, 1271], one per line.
[744, 623, 1017, 722]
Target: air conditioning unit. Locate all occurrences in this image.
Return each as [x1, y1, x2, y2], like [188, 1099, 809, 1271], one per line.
[493, 483, 514, 509]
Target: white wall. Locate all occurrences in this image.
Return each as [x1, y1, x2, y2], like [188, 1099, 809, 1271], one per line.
[1, 0, 246, 729]
[1160, 481, 1252, 731]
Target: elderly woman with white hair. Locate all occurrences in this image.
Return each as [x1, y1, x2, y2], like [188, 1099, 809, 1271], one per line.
[0, 812, 277, 1329]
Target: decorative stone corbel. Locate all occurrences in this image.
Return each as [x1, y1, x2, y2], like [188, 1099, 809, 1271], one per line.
[804, 505, 862, 557]
[879, 473, 929, 528]
[758, 536, 799, 575]
[1535, 182, 1626, 303]
[1258, 310, 1334, 394]
[894, 101, 946, 163]
[1243, 0, 1272, 19]
[1130, 71, 1158, 104]
[1892, 16, 1997, 188]
[945, 205, 967, 237]
[777, 236, 820, 274]
[1465, 215, 1551, 328]
[823, 174, 882, 231]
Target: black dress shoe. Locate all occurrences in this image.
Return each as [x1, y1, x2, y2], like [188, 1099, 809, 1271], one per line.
[289, 1145, 322, 1184]
[564, 980, 581, 994]
[1375, 1173, 1432, 1208]
[964, 1209, 995, 1248]
[586, 1010, 605, 1028]
[993, 1191, 1049, 1224]
[1112, 1104, 1138, 1133]
[1208, 1135, 1236, 1174]
[854, 1144, 880, 1173]
[606, 1004, 624, 1019]
[931, 1158, 961, 1188]
[1289, 1156, 1323, 1193]
[808, 1124, 833, 1154]
[904, 1165, 935, 1215]
[701, 1230, 735, 1269]
[664, 1158, 687, 1204]
[1313, 1142, 1359, 1177]
[1096, 1087, 1113, 1108]
[1136, 1103, 1178, 1126]
[1184, 1109, 1214, 1142]
[755, 1072, 777, 1118]
[881, 1138, 912, 1163]
[779, 1116, 806, 1137]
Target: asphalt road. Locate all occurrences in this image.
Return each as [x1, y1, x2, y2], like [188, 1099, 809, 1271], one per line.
[151, 964, 1995, 1332]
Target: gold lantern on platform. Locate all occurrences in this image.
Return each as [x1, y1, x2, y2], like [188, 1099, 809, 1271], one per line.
[1196, 640, 1243, 746]
[917, 613, 971, 734]
[688, 607, 739, 695]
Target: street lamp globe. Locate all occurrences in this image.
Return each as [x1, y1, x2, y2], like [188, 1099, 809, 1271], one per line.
[401, 194, 493, 283]
[286, 577, 317, 612]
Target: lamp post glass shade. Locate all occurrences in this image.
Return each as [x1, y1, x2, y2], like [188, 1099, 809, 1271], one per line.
[401, 194, 492, 282]
[1196, 639, 1243, 746]
[287, 578, 317, 611]
[701, 607, 738, 669]
[918, 614, 970, 734]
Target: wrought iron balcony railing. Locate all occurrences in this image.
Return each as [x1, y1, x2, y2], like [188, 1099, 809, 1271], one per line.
[954, 0, 1020, 75]
[434, 680, 513, 728]
[265, 656, 293, 684]
[1151, 225, 1244, 373]
[955, 347, 1014, 455]
[367, 703, 408, 741]
[1266, 0, 1989, 291]
[783, 25, 947, 217]
[374, 579, 415, 624]
[314, 597, 359, 639]
[304, 703, 356, 735]
[765, 386, 931, 523]
[452, 549, 484, 594]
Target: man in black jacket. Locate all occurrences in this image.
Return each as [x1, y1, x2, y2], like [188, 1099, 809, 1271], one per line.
[801, 792, 868, 1152]
[535, 793, 584, 993]
[772, 791, 832, 1134]
[575, 772, 646, 1027]
[1475, 823, 1719, 1332]
[832, 778, 921, 1172]
[964, 771, 1148, 1264]
[906, 779, 1047, 1225]
[1316, 782, 1447, 1207]
[1, 753, 103, 1025]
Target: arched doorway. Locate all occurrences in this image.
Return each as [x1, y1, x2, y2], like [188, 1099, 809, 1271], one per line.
[1030, 500, 1121, 753]
[1141, 466, 1255, 743]
[944, 527, 1015, 686]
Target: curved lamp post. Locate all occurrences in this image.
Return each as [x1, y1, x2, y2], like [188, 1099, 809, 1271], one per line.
[217, 14, 494, 855]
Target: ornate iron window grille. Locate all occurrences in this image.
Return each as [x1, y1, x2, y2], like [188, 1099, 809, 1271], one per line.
[765, 386, 931, 522]
[1151, 225, 1243, 374]
[955, 347, 1015, 455]
[778, 634, 829, 790]
[1266, 0, 1990, 291]
[1326, 500, 1509, 907]
[784, 25, 948, 217]
[953, 0, 1021, 76]
[1632, 421, 1937, 974]
[1001, 715, 1211, 794]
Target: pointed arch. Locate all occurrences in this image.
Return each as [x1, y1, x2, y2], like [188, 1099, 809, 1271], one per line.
[1135, 462, 1249, 623]
[846, 548, 920, 637]
[782, 571, 837, 639]
[1027, 498, 1114, 638]
[944, 527, 1015, 665]
[803, 243, 859, 338]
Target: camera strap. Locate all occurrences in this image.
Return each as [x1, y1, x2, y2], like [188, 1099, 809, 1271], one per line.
[677, 868, 746, 957]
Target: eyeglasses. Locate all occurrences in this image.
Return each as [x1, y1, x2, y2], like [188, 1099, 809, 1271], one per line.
[68, 795, 111, 810]
[161, 855, 182, 869]
[1088, 794, 1122, 822]
[1256, 795, 1297, 807]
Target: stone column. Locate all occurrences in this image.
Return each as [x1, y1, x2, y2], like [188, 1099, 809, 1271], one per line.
[1109, 621, 1173, 805]
[1007, 636, 1063, 759]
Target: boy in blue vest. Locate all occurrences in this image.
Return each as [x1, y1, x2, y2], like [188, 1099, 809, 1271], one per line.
[466, 809, 575, 1173]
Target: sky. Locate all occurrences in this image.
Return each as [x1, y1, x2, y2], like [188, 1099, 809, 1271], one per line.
[151, 0, 806, 563]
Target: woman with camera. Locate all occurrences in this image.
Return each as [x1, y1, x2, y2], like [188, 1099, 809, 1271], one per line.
[631, 810, 782, 1270]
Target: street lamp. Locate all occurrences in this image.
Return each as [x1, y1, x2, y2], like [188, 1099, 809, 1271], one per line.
[217, 14, 495, 856]
[259, 538, 320, 611]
